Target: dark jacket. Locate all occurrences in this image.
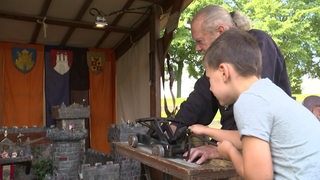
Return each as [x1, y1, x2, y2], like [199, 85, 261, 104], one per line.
[174, 29, 291, 130]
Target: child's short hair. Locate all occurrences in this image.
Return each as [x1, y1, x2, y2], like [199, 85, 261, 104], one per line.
[204, 29, 262, 77]
[303, 95, 320, 111]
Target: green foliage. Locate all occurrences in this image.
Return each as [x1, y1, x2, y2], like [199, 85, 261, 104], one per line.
[32, 159, 53, 180]
[240, 0, 320, 93]
[31, 145, 53, 180]
[168, 0, 320, 95]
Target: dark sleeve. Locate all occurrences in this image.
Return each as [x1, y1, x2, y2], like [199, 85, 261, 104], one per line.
[248, 30, 292, 96]
[219, 104, 237, 130]
[173, 74, 219, 129]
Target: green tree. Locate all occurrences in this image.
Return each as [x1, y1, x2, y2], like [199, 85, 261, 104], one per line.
[237, 0, 320, 93]
[168, 0, 320, 96]
[168, 0, 213, 97]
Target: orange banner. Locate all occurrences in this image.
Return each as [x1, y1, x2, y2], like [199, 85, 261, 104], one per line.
[89, 48, 116, 154]
[0, 42, 44, 127]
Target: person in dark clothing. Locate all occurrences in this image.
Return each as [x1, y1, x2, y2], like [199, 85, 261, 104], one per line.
[170, 5, 292, 164]
[175, 29, 291, 129]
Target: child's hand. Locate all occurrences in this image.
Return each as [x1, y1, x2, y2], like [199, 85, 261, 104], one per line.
[188, 124, 207, 135]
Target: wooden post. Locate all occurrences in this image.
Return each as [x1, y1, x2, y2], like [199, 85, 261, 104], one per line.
[149, 5, 161, 117]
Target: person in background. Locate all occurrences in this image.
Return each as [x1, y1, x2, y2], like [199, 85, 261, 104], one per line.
[303, 95, 320, 121]
[170, 5, 292, 164]
[190, 28, 320, 179]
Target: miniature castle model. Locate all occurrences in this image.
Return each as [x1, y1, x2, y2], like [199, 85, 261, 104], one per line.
[51, 102, 90, 120]
[48, 102, 90, 179]
[0, 129, 32, 163]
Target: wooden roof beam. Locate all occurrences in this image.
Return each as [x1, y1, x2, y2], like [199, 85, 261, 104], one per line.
[30, 0, 52, 44]
[95, 0, 135, 48]
[60, 0, 94, 46]
[0, 11, 132, 33]
[114, 14, 151, 59]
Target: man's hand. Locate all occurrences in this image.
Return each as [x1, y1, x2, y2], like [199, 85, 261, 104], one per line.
[170, 124, 177, 133]
[183, 145, 221, 165]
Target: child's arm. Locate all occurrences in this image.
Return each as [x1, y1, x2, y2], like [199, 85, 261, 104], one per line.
[218, 136, 273, 179]
[241, 136, 273, 179]
[189, 124, 242, 149]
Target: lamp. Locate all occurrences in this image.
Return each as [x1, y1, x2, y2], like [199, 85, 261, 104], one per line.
[95, 15, 107, 28]
[89, 6, 152, 28]
[90, 8, 107, 28]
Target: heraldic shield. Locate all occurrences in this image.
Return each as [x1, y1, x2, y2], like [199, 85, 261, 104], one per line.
[87, 51, 106, 74]
[50, 49, 73, 75]
[12, 47, 37, 74]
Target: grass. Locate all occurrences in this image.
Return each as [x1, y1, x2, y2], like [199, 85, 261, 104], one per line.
[161, 94, 320, 128]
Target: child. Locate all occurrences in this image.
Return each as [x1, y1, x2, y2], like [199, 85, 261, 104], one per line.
[189, 29, 320, 179]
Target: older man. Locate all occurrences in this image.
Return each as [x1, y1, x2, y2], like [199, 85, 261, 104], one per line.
[171, 5, 291, 164]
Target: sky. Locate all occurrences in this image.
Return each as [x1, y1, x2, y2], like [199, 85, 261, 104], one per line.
[301, 77, 320, 94]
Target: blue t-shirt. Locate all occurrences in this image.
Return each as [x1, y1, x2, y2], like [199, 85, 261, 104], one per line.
[234, 78, 320, 179]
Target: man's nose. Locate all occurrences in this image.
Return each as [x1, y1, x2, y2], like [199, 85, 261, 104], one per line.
[195, 45, 202, 53]
[195, 45, 200, 51]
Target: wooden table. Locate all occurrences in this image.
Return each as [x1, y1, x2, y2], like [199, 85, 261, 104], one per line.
[114, 142, 238, 180]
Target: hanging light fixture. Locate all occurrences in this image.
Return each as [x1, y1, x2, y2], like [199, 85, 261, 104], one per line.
[89, 6, 152, 28]
[95, 15, 107, 28]
[90, 8, 107, 28]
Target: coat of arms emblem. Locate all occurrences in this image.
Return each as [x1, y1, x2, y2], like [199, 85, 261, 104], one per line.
[50, 49, 73, 75]
[87, 51, 105, 74]
[12, 47, 37, 74]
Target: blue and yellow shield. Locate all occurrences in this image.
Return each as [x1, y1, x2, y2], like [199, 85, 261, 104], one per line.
[12, 47, 37, 74]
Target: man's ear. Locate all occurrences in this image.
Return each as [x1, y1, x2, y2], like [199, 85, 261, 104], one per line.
[216, 25, 226, 34]
[218, 63, 230, 82]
